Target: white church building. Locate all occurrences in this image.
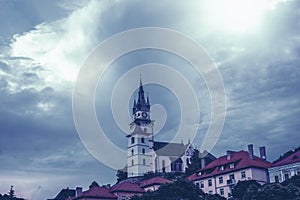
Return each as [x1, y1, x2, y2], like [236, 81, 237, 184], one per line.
[127, 78, 194, 177]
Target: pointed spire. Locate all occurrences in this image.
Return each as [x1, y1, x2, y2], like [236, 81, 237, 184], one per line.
[140, 73, 142, 87]
[132, 96, 137, 114]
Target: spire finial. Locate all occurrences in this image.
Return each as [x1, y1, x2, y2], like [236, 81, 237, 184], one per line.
[140, 73, 142, 87]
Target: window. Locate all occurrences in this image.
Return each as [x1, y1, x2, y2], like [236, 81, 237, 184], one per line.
[142, 148, 145, 154]
[220, 188, 224, 196]
[131, 137, 135, 144]
[208, 179, 212, 187]
[274, 175, 279, 183]
[197, 171, 202, 176]
[131, 159, 134, 166]
[200, 181, 204, 188]
[141, 137, 145, 143]
[131, 149, 134, 156]
[284, 173, 289, 180]
[219, 166, 224, 171]
[121, 196, 126, 200]
[219, 176, 223, 184]
[208, 190, 213, 194]
[143, 159, 146, 165]
[229, 163, 235, 169]
[241, 171, 246, 179]
[229, 174, 235, 180]
[162, 160, 166, 173]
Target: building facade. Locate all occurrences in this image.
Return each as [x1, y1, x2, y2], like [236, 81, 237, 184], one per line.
[188, 144, 271, 199]
[127, 77, 193, 177]
[268, 148, 300, 183]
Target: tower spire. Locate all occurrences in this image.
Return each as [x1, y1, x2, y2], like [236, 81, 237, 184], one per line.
[132, 75, 151, 125]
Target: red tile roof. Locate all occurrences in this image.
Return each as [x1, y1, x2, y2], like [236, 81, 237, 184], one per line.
[271, 149, 300, 167]
[140, 176, 173, 188]
[73, 186, 117, 199]
[110, 181, 145, 193]
[188, 150, 271, 181]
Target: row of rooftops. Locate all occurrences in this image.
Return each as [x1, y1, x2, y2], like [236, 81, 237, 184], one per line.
[188, 144, 300, 182]
[49, 176, 173, 200]
[49, 145, 300, 199]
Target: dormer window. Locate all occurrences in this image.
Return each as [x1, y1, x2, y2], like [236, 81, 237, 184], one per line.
[197, 171, 202, 176]
[220, 166, 224, 171]
[229, 163, 235, 169]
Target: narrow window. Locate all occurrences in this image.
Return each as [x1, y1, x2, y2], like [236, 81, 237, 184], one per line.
[142, 148, 145, 154]
[143, 159, 146, 165]
[219, 176, 223, 184]
[131, 137, 135, 144]
[141, 137, 145, 143]
[208, 179, 212, 187]
[241, 171, 246, 179]
[131, 159, 134, 166]
[131, 149, 134, 156]
[284, 173, 289, 180]
[275, 175, 279, 183]
[220, 188, 224, 196]
[162, 160, 166, 173]
[200, 181, 204, 188]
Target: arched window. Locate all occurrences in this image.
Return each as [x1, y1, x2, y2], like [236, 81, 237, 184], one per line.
[131, 137, 135, 144]
[142, 148, 145, 154]
[131, 149, 134, 156]
[162, 160, 165, 173]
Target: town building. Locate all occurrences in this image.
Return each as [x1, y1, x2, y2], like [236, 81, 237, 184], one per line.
[268, 148, 300, 183]
[139, 176, 173, 191]
[127, 77, 194, 177]
[69, 186, 117, 200]
[47, 188, 76, 200]
[188, 144, 271, 199]
[110, 181, 145, 200]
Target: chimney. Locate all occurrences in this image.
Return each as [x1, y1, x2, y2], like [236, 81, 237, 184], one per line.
[76, 187, 82, 197]
[259, 146, 266, 160]
[248, 144, 254, 160]
[226, 150, 233, 160]
[201, 158, 206, 168]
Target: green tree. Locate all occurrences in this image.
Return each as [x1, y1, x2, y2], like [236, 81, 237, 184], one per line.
[232, 180, 261, 199]
[130, 178, 225, 200]
[8, 186, 15, 199]
[185, 149, 202, 176]
[116, 166, 128, 183]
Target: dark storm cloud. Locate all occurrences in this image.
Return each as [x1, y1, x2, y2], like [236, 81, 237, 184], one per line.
[0, 0, 299, 199]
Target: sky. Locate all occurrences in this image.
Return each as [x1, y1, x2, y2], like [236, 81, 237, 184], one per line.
[0, 0, 299, 199]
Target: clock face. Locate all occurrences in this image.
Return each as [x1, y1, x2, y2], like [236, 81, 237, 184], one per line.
[142, 112, 148, 118]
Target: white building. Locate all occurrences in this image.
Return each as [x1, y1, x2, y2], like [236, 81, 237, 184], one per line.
[268, 148, 300, 183]
[127, 77, 194, 177]
[188, 145, 271, 199]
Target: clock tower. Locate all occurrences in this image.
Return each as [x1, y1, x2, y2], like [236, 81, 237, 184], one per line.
[127, 76, 154, 177]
